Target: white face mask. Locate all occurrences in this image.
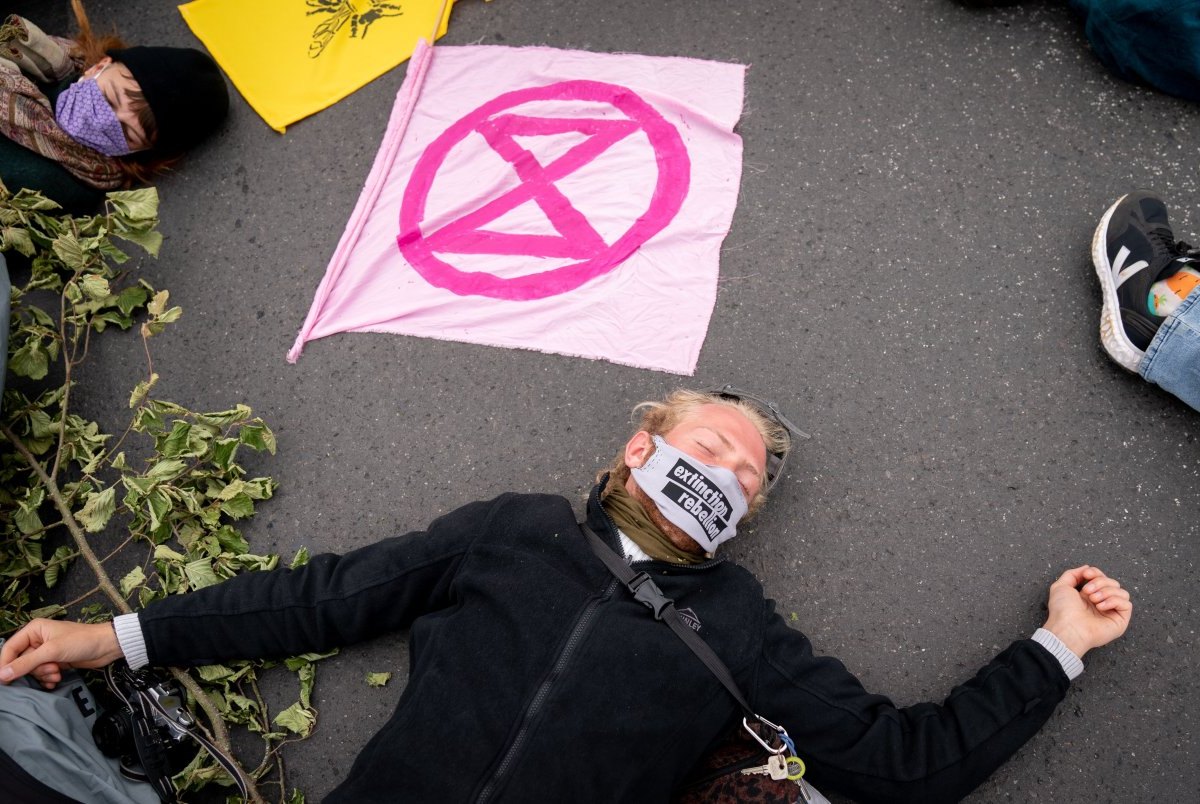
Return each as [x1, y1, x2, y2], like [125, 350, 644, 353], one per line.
[630, 435, 749, 552]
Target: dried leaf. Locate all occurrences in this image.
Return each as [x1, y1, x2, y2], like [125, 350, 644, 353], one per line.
[366, 672, 392, 688]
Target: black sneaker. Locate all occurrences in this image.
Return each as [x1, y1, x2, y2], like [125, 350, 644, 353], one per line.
[1092, 191, 1200, 371]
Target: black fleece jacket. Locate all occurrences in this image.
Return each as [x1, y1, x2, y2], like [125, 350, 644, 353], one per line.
[138, 481, 1070, 803]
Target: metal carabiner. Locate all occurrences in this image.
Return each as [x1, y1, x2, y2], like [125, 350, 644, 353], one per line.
[742, 714, 788, 755]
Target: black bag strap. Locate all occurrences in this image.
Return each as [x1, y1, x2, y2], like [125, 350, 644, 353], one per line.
[579, 523, 788, 754]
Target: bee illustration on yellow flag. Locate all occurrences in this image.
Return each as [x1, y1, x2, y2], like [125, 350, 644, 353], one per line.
[307, 0, 404, 58]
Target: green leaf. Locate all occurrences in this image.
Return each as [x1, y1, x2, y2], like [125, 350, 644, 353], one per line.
[215, 479, 246, 501]
[226, 553, 277, 572]
[114, 227, 163, 257]
[1, 225, 35, 256]
[366, 672, 392, 688]
[283, 649, 338, 671]
[298, 662, 315, 707]
[132, 405, 164, 434]
[272, 702, 315, 737]
[196, 664, 236, 682]
[290, 546, 310, 569]
[75, 487, 117, 533]
[14, 488, 44, 535]
[51, 234, 87, 270]
[147, 289, 170, 317]
[183, 558, 222, 590]
[146, 459, 187, 482]
[243, 478, 276, 500]
[146, 488, 171, 531]
[153, 545, 186, 562]
[160, 421, 193, 458]
[8, 340, 49, 380]
[14, 507, 43, 535]
[238, 423, 277, 455]
[119, 566, 146, 597]
[211, 438, 239, 471]
[214, 527, 249, 555]
[9, 187, 61, 210]
[43, 546, 74, 589]
[96, 237, 129, 265]
[129, 373, 159, 408]
[116, 285, 150, 316]
[219, 493, 255, 520]
[106, 187, 159, 222]
[78, 274, 110, 300]
[138, 585, 163, 607]
[195, 405, 252, 428]
[28, 604, 67, 620]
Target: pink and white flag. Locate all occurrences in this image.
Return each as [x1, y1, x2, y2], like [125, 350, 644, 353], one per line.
[288, 43, 746, 374]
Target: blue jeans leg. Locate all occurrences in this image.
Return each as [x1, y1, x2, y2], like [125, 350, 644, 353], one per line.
[1140, 285, 1200, 412]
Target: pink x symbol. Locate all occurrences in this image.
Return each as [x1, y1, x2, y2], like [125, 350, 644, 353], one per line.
[398, 80, 691, 301]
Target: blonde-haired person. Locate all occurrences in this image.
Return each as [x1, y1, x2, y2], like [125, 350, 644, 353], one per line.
[0, 388, 1133, 803]
[0, 1, 228, 213]
[602, 387, 792, 517]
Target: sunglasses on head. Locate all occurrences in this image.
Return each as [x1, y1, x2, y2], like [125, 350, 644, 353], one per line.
[713, 385, 810, 491]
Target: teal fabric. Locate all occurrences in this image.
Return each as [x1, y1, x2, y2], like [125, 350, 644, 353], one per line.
[0, 135, 104, 215]
[1069, 0, 1200, 101]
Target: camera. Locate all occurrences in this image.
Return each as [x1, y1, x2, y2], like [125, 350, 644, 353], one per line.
[92, 660, 197, 796]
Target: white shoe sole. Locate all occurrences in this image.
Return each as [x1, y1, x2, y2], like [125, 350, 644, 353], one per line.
[1092, 193, 1148, 373]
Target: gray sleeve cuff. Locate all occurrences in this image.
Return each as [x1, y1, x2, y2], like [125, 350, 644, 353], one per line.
[112, 613, 149, 669]
[1031, 627, 1084, 681]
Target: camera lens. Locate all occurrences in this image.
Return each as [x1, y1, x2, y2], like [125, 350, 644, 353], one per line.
[92, 710, 133, 758]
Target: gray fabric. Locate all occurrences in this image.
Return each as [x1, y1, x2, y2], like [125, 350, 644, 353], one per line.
[0, 639, 158, 804]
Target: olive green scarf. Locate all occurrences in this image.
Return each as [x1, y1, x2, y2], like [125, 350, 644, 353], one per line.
[602, 479, 706, 565]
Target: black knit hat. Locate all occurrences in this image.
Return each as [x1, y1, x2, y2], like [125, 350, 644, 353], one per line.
[107, 46, 229, 156]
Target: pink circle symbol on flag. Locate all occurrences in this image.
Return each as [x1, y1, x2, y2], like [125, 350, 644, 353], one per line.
[397, 80, 691, 301]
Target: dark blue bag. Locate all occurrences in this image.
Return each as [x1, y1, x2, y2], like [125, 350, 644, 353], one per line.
[1069, 0, 1200, 100]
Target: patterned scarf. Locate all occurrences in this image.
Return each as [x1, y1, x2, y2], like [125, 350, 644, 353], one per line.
[602, 478, 707, 565]
[0, 15, 123, 190]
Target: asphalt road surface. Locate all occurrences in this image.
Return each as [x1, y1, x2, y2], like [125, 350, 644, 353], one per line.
[9, 1, 1197, 801]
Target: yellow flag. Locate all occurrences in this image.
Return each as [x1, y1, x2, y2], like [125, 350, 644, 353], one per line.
[178, 0, 454, 133]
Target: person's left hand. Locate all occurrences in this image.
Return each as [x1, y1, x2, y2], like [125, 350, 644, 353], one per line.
[0, 619, 124, 689]
[1042, 565, 1133, 659]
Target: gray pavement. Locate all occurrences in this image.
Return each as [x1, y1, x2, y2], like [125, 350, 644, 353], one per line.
[11, 0, 1199, 801]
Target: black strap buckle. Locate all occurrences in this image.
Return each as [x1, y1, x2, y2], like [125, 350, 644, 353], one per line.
[628, 571, 672, 620]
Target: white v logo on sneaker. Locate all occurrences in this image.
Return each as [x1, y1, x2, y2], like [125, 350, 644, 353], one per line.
[1112, 245, 1149, 289]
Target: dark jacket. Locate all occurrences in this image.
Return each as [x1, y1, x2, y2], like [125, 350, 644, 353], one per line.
[138, 481, 1070, 803]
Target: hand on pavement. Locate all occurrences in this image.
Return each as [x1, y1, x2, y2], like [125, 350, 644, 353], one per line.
[1042, 565, 1133, 659]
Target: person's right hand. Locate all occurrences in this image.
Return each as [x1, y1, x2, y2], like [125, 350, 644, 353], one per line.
[0, 618, 124, 689]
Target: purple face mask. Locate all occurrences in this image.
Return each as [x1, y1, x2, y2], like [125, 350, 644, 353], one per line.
[54, 67, 131, 157]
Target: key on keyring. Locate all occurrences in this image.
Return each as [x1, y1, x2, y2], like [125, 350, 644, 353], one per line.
[740, 753, 789, 780]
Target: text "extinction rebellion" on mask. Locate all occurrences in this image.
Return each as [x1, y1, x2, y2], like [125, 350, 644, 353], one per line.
[663, 459, 732, 538]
